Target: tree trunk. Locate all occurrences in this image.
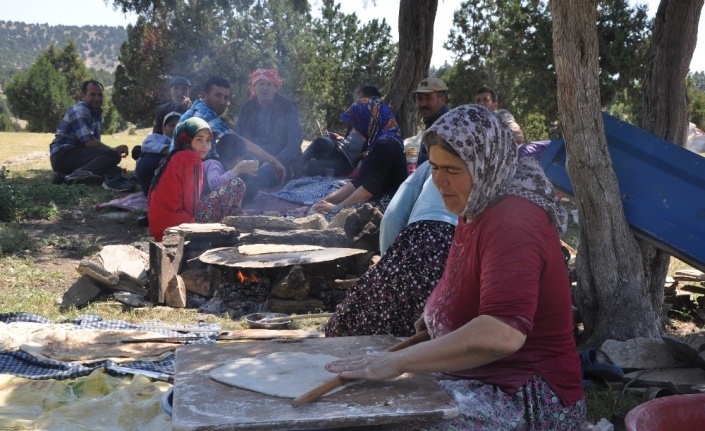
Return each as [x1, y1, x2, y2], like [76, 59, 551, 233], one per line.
[551, 0, 661, 348]
[639, 1, 704, 325]
[385, 0, 438, 137]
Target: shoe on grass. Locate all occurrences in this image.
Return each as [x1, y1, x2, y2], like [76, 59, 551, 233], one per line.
[102, 174, 136, 193]
[64, 169, 103, 185]
[52, 172, 66, 184]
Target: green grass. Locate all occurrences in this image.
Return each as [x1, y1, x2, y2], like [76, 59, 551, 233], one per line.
[0, 249, 329, 330]
[0, 256, 67, 312]
[39, 234, 104, 257]
[584, 386, 641, 424]
[0, 223, 34, 255]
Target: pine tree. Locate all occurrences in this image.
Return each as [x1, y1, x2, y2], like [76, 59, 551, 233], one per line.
[5, 56, 73, 132]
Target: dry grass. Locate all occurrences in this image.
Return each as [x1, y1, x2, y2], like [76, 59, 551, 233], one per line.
[0, 129, 148, 169]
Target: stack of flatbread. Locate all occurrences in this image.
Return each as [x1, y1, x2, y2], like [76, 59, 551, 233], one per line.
[19, 328, 177, 363]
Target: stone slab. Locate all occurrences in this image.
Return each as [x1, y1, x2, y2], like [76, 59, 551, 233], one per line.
[172, 335, 459, 431]
[624, 367, 705, 393]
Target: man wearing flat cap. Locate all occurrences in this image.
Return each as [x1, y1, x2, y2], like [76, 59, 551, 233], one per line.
[153, 76, 192, 134]
[411, 76, 450, 166]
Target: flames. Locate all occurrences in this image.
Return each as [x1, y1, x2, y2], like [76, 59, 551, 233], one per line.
[237, 271, 260, 284]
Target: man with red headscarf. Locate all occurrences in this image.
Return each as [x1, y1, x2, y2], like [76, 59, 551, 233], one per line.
[234, 69, 304, 202]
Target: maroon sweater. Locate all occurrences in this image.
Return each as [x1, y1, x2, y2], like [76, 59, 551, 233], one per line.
[424, 196, 583, 406]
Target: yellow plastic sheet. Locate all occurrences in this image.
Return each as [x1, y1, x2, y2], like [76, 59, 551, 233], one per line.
[0, 368, 171, 431]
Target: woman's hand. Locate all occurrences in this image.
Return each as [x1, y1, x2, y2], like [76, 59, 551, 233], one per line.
[328, 131, 343, 141]
[233, 160, 259, 177]
[311, 200, 338, 214]
[414, 315, 427, 334]
[272, 160, 287, 183]
[325, 352, 403, 381]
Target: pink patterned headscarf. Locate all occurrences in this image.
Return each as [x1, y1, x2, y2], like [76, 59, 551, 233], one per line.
[424, 104, 568, 233]
[248, 69, 283, 97]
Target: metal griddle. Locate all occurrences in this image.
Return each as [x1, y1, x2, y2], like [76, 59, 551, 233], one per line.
[171, 335, 458, 430]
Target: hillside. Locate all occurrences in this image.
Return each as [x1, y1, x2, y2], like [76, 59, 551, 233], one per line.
[0, 21, 127, 74]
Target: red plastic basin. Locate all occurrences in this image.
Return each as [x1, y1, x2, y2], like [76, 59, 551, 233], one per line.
[625, 393, 705, 431]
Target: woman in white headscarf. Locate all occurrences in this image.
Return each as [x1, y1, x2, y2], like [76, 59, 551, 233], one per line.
[325, 105, 584, 430]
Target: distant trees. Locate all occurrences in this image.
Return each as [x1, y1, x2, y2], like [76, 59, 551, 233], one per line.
[5, 55, 72, 132]
[0, 21, 126, 88]
[0, 98, 20, 131]
[441, 0, 651, 141]
[5, 40, 124, 133]
[113, 16, 168, 127]
[110, 0, 396, 135]
[688, 72, 705, 129]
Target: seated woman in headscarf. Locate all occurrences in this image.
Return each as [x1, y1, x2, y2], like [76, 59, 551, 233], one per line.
[234, 69, 303, 201]
[325, 160, 457, 337]
[302, 85, 383, 178]
[311, 98, 408, 214]
[325, 105, 585, 430]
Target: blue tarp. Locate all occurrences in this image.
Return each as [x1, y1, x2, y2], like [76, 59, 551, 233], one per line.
[539, 112, 705, 272]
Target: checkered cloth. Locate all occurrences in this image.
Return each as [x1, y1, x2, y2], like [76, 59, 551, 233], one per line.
[0, 312, 218, 380]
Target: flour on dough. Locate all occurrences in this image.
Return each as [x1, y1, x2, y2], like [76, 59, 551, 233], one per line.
[209, 351, 342, 398]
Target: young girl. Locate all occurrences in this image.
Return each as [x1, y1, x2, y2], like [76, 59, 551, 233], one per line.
[134, 111, 181, 196]
[196, 133, 259, 222]
[147, 118, 212, 241]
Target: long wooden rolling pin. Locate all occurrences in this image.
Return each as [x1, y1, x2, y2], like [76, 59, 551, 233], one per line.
[290, 329, 430, 408]
[259, 313, 333, 323]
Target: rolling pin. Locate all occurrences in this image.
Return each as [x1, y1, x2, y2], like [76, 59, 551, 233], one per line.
[258, 313, 333, 323]
[290, 329, 430, 408]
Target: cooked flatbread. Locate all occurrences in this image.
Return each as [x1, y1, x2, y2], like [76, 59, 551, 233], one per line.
[20, 329, 177, 363]
[210, 351, 342, 398]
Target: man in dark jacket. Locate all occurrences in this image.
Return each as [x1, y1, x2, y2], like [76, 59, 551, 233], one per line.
[153, 76, 192, 134]
[235, 69, 303, 201]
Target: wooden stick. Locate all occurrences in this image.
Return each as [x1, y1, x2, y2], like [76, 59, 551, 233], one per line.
[260, 313, 334, 323]
[290, 330, 430, 408]
[290, 376, 347, 408]
[386, 330, 430, 352]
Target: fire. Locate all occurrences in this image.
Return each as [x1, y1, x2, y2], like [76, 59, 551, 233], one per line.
[237, 271, 260, 284]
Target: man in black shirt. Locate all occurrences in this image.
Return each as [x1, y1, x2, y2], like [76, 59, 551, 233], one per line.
[153, 76, 192, 134]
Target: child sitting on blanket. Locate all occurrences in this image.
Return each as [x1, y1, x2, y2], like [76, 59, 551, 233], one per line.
[195, 133, 259, 222]
[134, 111, 181, 196]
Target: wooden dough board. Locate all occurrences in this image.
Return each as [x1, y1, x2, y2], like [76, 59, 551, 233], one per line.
[172, 335, 459, 430]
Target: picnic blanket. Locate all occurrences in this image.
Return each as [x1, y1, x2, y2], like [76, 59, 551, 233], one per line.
[0, 312, 217, 380]
[94, 179, 341, 214]
[96, 192, 148, 212]
[271, 176, 346, 205]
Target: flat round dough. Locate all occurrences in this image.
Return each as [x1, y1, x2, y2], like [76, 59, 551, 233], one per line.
[210, 351, 340, 398]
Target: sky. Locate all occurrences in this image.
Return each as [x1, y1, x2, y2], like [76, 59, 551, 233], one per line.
[2, 0, 704, 71]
